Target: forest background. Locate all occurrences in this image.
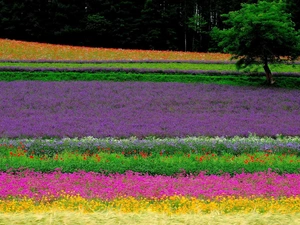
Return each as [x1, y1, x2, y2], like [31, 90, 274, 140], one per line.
[1, 0, 299, 52]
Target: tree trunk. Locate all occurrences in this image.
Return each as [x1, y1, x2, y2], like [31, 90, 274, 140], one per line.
[263, 61, 275, 85]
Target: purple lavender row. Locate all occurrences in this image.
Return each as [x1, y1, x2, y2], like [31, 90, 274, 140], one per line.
[0, 59, 236, 64]
[1, 66, 300, 76]
[1, 59, 299, 64]
[0, 170, 299, 200]
[0, 81, 299, 138]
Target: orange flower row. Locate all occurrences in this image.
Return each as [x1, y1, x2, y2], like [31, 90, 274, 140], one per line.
[0, 39, 231, 61]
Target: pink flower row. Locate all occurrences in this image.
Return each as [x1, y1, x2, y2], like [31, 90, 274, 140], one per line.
[0, 170, 299, 200]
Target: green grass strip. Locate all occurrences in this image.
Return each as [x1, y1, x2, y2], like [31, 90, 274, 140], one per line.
[1, 71, 300, 89]
[1, 62, 300, 73]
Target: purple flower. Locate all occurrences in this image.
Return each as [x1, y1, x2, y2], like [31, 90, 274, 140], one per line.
[0, 170, 299, 200]
[0, 81, 299, 138]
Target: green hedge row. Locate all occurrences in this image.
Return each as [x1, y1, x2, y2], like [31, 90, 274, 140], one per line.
[1, 71, 300, 89]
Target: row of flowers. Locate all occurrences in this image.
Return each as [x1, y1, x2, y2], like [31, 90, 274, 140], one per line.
[1, 59, 299, 64]
[1, 195, 299, 214]
[0, 170, 299, 200]
[0, 39, 232, 61]
[0, 60, 299, 75]
[0, 59, 237, 64]
[1, 82, 300, 138]
[1, 135, 299, 156]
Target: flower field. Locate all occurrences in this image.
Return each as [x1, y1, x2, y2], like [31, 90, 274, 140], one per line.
[0, 39, 231, 61]
[1, 82, 300, 138]
[0, 39, 300, 224]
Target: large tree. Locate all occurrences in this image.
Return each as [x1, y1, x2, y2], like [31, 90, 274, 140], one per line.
[211, 0, 300, 84]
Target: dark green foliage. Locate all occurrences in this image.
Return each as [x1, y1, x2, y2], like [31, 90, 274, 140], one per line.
[1, 0, 299, 52]
[286, 0, 300, 30]
[211, 0, 300, 84]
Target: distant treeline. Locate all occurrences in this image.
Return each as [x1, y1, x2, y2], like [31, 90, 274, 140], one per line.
[0, 0, 299, 51]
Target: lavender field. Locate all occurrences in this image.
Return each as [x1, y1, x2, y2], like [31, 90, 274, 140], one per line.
[1, 81, 299, 138]
[1, 40, 300, 223]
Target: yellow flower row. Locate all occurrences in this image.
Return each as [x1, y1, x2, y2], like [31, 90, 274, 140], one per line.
[0, 195, 299, 214]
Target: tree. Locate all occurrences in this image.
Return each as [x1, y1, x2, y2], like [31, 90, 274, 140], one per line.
[187, 14, 207, 51]
[139, 0, 163, 50]
[211, 0, 300, 84]
[85, 13, 112, 47]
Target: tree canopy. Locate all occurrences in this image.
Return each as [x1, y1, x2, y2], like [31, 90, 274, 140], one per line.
[0, 0, 300, 54]
[211, 0, 300, 84]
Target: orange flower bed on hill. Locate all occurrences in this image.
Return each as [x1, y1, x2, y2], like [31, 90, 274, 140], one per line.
[0, 39, 231, 61]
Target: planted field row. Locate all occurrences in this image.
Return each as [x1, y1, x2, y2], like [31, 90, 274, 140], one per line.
[1, 71, 299, 89]
[1, 195, 299, 214]
[1, 62, 300, 74]
[0, 170, 300, 200]
[2, 67, 300, 77]
[1, 81, 299, 138]
[1, 146, 299, 174]
[1, 135, 300, 156]
[1, 196, 300, 215]
[1, 65, 300, 78]
[0, 66, 260, 75]
[0, 39, 232, 61]
[1, 59, 236, 63]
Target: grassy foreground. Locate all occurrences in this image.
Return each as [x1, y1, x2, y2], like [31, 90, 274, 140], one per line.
[0, 211, 299, 225]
